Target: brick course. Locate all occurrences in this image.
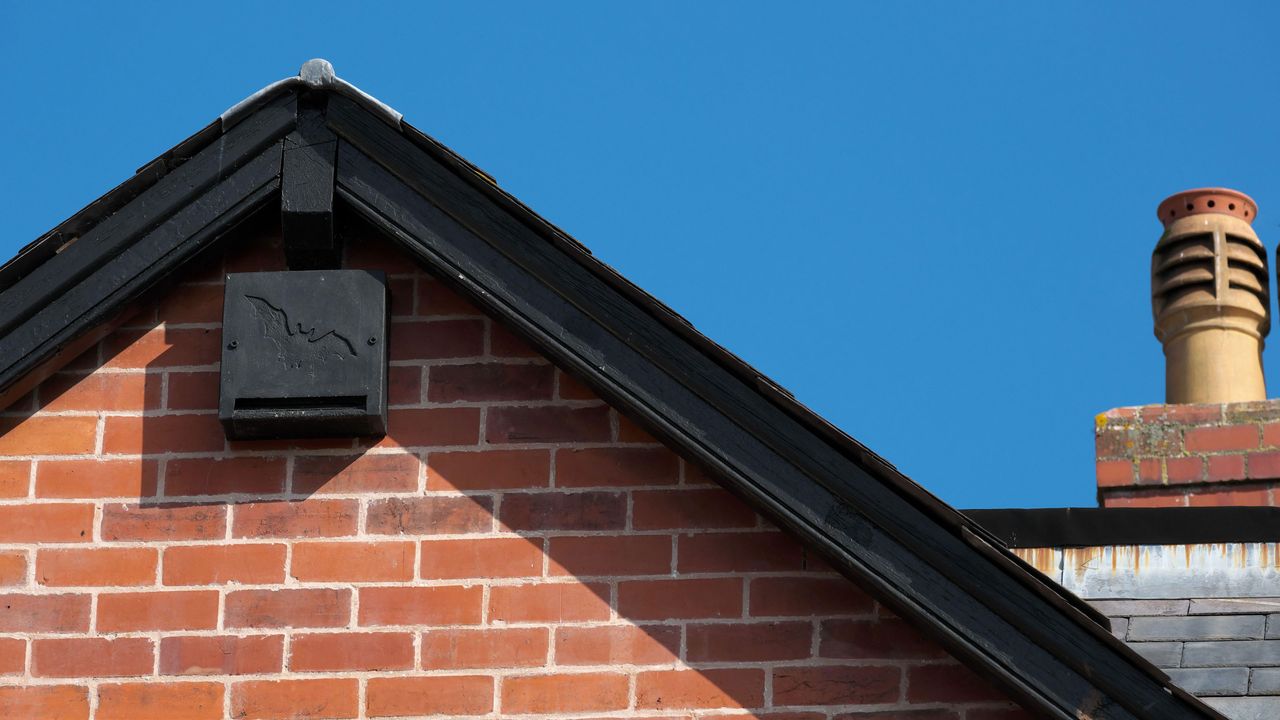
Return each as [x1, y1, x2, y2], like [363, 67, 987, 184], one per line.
[0, 232, 1028, 719]
[1096, 402, 1280, 507]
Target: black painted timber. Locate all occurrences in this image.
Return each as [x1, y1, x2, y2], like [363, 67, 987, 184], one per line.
[0, 94, 295, 341]
[325, 101, 1206, 718]
[966, 507, 1280, 548]
[281, 93, 340, 269]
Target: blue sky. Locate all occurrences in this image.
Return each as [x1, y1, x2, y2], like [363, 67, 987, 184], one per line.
[3, 2, 1279, 508]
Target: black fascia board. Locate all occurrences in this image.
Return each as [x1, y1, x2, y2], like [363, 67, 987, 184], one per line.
[966, 506, 1280, 548]
[0, 82, 1225, 720]
[322, 93, 1221, 720]
[0, 93, 296, 404]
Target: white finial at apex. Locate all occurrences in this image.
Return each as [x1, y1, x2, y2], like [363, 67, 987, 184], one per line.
[299, 59, 336, 88]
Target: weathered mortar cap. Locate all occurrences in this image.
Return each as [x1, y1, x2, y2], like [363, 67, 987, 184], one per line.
[1157, 187, 1258, 227]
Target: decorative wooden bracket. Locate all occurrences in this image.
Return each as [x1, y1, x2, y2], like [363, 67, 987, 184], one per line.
[281, 92, 339, 269]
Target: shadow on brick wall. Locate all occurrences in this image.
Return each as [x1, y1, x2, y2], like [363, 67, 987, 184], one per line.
[10, 216, 1025, 717]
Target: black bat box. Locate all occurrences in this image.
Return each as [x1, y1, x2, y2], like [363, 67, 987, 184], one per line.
[219, 270, 388, 440]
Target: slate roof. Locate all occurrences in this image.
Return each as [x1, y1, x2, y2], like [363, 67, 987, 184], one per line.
[0, 60, 1227, 720]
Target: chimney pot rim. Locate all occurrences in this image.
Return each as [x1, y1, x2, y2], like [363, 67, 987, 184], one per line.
[1157, 187, 1258, 227]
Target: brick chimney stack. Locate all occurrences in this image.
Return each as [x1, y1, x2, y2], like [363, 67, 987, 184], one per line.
[1095, 188, 1280, 507]
[1152, 188, 1268, 404]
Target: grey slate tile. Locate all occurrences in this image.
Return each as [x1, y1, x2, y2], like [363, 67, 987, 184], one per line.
[1183, 640, 1280, 668]
[1129, 615, 1266, 641]
[1165, 667, 1249, 696]
[1090, 599, 1189, 617]
[1251, 667, 1280, 695]
[1129, 641, 1183, 668]
[1110, 616, 1128, 640]
[1268, 614, 1280, 640]
[1190, 598, 1280, 615]
[1203, 696, 1280, 720]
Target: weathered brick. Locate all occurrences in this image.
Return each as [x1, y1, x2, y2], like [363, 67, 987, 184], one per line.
[0, 685, 89, 720]
[32, 638, 153, 678]
[383, 407, 481, 447]
[165, 371, 219, 410]
[750, 576, 874, 617]
[548, 535, 672, 577]
[1165, 456, 1206, 484]
[366, 676, 493, 717]
[38, 372, 157, 412]
[97, 590, 219, 632]
[636, 669, 764, 709]
[366, 496, 493, 535]
[97, 682, 223, 720]
[820, 618, 951, 659]
[103, 414, 225, 454]
[687, 621, 811, 662]
[232, 500, 358, 538]
[633, 488, 757, 530]
[231, 678, 359, 720]
[0, 637, 24, 674]
[0, 416, 97, 455]
[556, 447, 678, 487]
[390, 318, 485, 360]
[503, 673, 629, 713]
[37, 548, 157, 587]
[290, 632, 414, 671]
[678, 532, 805, 573]
[358, 585, 482, 626]
[420, 538, 542, 580]
[428, 362, 553, 402]
[555, 624, 680, 666]
[1248, 451, 1280, 480]
[35, 459, 158, 498]
[103, 503, 226, 541]
[1095, 460, 1135, 487]
[293, 453, 419, 494]
[0, 552, 25, 586]
[486, 405, 611, 444]
[421, 627, 548, 669]
[0, 503, 93, 542]
[226, 588, 351, 629]
[500, 491, 625, 531]
[163, 544, 286, 585]
[1206, 454, 1246, 482]
[165, 456, 286, 496]
[0, 593, 89, 632]
[427, 449, 549, 490]
[416, 277, 483, 317]
[489, 582, 610, 623]
[618, 578, 742, 620]
[160, 635, 283, 676]
[1186, 425, 1258, 452]
[387, 365, 422, 405]
[102, 327, 219, 369]
[489, 322, 540, 357]
[0, 460, 28, 498]
[291, 541, 414, 582]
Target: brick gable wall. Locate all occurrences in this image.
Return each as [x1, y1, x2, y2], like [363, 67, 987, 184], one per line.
[0, 226, 1028, 719]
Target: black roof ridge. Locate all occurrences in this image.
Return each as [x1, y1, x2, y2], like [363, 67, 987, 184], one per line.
[0, 63, 1226, 720]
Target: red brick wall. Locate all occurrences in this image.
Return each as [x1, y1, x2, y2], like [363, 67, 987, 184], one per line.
[1096, 402, 1280, 507]
[0, 227, 1028, 719]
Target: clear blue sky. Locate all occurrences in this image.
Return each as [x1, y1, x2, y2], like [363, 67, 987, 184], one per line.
[4, 3, 1279, 508]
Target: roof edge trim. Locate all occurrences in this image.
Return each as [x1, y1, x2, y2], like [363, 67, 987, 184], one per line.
[221, 58, 402, 130]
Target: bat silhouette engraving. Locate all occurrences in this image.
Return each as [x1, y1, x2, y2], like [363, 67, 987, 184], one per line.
[243, 295, 359, 369]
